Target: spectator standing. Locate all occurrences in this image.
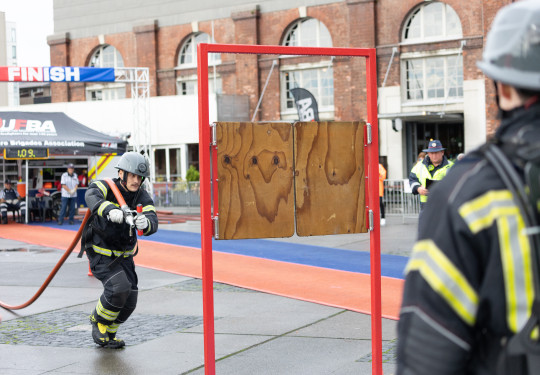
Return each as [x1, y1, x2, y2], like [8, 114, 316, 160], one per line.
[58, 163, 78, 225]
[379, 162, 387, 226]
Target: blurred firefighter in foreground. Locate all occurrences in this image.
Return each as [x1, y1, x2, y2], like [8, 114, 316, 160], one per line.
[82, 152, 158, 348]
[398, 1, 540, 374]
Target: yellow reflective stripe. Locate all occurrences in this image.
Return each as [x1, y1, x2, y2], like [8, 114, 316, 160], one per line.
[143, 219, 152, 235]
[98, 201, 111, 217]
[142, 205, 156, 213]
[498, 215, 534, 332]
[459, 190, 518, 233]
[406, 239, 478, 326]
[97, 201, 120, 217]
[107, 323, 120, 334]
[459, 190, 535, 333]
[92, 244, 112, 256]
[92, 244, 135, 258]
[97, 299, 119, 322]
[94, 180, 108, 197]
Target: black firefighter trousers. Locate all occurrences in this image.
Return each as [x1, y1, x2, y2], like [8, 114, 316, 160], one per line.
[88, 252, 139, 327]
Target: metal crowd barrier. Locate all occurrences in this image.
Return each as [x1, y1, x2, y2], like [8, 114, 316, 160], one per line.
[383, 179, 420, 222]
[152, 181, 201, 209]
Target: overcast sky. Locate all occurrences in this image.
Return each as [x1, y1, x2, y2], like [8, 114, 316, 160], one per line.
[0, 0, 54, 67]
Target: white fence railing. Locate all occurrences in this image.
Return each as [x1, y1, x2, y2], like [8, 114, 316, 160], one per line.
[152, 181, 200, 208]
[383, 179, 420, 221]
[151, 179, 420, 219]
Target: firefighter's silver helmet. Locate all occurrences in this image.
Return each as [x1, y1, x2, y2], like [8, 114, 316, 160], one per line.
[115, 152, 150, 178]
[477, 0, 540, 90]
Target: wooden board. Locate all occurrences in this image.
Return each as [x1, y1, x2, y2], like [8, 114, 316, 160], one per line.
[294, 121, 367, 236]
[216, 122, 295, 239]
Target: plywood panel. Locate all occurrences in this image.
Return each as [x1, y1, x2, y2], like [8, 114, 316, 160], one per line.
[216, 122, 295, 239]
[295, 121, 367, 236]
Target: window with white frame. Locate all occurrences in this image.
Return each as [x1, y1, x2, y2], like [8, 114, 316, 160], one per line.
[404, 54, 463, 101]
[283, 18, 332, 47]
[281, 66, 334, 110]
[177, 33, 221, 68]
[280, 18, 334, 119]
[403, 2, 462, 43]
[401, 3, 463, 103]
[176, 74, 222, 96]
[86, 45, 126, 101]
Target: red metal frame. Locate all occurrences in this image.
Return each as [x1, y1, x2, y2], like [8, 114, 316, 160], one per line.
[198, 43, 381, 375]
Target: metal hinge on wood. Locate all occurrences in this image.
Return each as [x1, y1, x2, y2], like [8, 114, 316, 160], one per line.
[212, 215, 219, 239]
[366, 123, 372, 145]
[368, 209, 374, 231]
[210, 123, 217, 146]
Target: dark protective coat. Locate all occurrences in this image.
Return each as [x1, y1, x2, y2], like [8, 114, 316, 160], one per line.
[398, 101, 540, 374]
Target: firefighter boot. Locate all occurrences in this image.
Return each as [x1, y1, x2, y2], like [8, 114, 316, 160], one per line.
[106, 323, 125, 349]
[90, 312, 109, 347]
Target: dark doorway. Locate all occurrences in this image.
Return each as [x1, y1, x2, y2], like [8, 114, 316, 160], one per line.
[405, 121, 464, 173]
[188, 143, 199, 171]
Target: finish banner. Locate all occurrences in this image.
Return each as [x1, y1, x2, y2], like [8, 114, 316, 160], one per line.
[0, 66, 116, 82]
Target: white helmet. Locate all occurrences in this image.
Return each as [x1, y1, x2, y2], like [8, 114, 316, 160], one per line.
[115, 152, 150, 178]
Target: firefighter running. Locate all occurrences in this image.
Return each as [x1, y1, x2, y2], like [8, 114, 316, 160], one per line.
[82, 152, 158, 348]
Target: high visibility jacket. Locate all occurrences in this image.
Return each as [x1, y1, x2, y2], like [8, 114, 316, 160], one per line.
[83, 178, 158, 258]
[409, 156, 453, 202]
[379, 164, 386, 197]
[397, 102, 540, 375]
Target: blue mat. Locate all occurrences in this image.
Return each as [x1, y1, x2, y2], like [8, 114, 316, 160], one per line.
[29, 220, 408, 279]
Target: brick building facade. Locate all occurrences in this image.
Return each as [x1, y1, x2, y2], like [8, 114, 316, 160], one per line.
[47, 0, 509, 180]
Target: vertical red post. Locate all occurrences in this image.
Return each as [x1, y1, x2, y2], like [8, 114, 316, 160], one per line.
[197, 43, 216, 375]
[366, 50, 382, 375]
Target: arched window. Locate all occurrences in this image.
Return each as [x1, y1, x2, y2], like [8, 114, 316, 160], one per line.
[176, 33, 221, 95]
[280, 18, 334, 120]
[401, 3, 463, 103]
[283, 18, 332, 47]
[86, 45, 125, 101]
[403, 2, 462, 43]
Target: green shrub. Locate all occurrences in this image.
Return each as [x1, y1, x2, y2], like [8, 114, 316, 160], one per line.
[186, 165, 200, 182]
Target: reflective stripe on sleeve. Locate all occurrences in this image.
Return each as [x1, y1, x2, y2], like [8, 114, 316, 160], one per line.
[142, 205, 156, 213]
[94, 180, 108, 197]
[459, 190, 535, 333]
[406, 239, 479, 326]
[97, 201, 117, 217]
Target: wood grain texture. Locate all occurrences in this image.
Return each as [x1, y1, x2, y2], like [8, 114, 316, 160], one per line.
[216, 122, 295, 239]
[295, 121, 367, 236]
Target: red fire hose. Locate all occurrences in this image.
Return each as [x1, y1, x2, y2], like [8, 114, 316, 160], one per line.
[0, 209, 91, 311]
[0, 178, 134, 312]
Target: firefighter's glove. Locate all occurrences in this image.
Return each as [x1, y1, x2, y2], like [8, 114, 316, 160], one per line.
[135, 214, 148, 230]
[108, 209, 124, 224]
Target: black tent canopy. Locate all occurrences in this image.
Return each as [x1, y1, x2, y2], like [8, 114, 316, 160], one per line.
[0, 111, 128, 155]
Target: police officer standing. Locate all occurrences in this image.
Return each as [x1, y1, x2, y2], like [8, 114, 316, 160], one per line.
[398, 1, 540, 374]
[83, 152, 158, 348]
[0, 179, 26, 224]
[408, 139, 453, 212]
